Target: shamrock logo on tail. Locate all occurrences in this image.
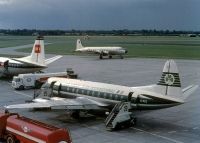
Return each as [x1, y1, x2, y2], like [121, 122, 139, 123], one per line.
[164, 74, 175, 85]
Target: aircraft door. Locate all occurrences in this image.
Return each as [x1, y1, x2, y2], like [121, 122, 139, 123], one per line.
[128, 92, 134, 102]
[52, 81, 61, 96]
[42, 81, 56, 97]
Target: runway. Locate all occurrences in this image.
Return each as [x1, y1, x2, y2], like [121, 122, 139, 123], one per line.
[0, 55, 200, 143]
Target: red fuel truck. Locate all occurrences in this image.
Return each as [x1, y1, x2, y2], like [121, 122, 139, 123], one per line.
[0, 111, 72, 143]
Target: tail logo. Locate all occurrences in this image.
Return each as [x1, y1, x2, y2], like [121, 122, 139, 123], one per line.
[164, 74, 175, 85]
[34, 44, 41, 53]
[157, 72, 181, 87]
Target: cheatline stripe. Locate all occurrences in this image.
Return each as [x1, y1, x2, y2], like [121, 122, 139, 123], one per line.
[6, 127, 46, 143]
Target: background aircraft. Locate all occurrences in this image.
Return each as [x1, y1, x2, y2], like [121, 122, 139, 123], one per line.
[0, 36, 62, 77]
[75, 39, 128, 59]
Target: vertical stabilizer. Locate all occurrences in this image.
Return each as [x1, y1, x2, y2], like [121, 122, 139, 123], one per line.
[29, 36, 45, 65]
[156, 60, 182, 96]
[76, 39, 84, 50]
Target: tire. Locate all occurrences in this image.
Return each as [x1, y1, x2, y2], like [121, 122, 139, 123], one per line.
[19, 85, 24, 90]
[99, 55, 103, 59]
[109, 55, 112, 59]
[71, 111, 80, 119]
[6, 136, 15, 143]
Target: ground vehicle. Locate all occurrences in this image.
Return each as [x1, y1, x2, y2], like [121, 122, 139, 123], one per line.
[0, 111, 72, 143]
[12, 69, 78, 90]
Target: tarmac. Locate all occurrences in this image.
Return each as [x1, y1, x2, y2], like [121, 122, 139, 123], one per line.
[0, 48, 200, 143]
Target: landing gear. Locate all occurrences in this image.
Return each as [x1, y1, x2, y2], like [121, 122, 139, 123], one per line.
[18, 85, 24, 90]
[109, 55, 112, 59]
[99, 54, 103, 59]
[120, 55, 124, 59]
[71, 111, 80, 119]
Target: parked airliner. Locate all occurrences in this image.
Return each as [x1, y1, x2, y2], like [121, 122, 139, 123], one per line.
[75, 39, 128, 59]
[6, 60, 198, 111]
[0, 36, 62, 77]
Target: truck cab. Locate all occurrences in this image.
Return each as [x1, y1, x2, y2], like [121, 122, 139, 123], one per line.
[12, 76, 24, 90]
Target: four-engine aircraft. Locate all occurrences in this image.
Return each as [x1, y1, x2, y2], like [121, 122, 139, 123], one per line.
[75, 39, 128, 59]
[0, 36, 62, 77]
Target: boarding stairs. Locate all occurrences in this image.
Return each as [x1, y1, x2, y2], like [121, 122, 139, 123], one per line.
[105, 101, 133, 130]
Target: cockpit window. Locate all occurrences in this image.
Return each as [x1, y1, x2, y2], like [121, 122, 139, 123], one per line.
[13, 77, 20, 82]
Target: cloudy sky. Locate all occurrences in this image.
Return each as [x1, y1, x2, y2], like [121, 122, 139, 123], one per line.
[0, 0, 199, 30]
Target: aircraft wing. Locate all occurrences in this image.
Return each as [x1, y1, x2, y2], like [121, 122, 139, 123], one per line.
[12, 58, 47, 67]
[5, 97, 108, 110]
[95, 50, 109, 55]
[45, 55, 62, 65]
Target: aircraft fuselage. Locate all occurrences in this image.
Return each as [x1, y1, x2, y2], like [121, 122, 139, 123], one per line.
[0, 57, 45, 77]
[76, 47, 127, 56]
[44, 78, 182, 110]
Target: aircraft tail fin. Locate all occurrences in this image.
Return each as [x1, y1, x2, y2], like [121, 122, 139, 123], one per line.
[76, 39, 84, 50]
[29, 36, 45, 65]
[132, 60, 198, 101]
[155, 60, 182, 96]
[14, 36, 46, 66]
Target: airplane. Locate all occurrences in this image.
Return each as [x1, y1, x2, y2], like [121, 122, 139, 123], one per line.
[5, 60, 198, 129]
[75, 39, 128, 59]
[0, 36, 62, 77]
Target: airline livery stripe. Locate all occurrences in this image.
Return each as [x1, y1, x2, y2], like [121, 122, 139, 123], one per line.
[6, 127, 46, 143]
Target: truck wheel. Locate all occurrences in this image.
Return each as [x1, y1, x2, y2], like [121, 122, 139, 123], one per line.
[19, 85, 24, 90]
[6, 136, 15, 143]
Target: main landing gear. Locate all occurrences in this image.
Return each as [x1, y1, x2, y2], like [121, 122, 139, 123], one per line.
[99, 54, 103, 59]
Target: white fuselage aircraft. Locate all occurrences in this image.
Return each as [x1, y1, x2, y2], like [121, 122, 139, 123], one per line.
[6, 60, 198, 112]
[75, 39, 128, 59]
[0, 36, 62, 77]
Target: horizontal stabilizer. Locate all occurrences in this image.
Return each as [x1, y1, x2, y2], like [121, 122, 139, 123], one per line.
[181, 85, 198, 100]
[45, 55, 62, 65]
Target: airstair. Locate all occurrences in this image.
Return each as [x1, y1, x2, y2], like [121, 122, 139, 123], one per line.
[105, 92, 136, 130]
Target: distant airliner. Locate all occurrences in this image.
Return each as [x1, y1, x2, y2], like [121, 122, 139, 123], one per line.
[0, 36, 62, 77]
[75, 39, 128, 59]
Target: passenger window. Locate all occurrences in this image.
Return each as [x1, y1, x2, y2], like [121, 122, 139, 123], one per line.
[104, 93, 107, 98]
[89, 90, 93, 96]
[84, 90, 87, 95]
[94, 91, 98, 97]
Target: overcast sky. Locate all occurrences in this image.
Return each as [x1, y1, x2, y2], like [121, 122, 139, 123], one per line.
[0, 0, 199, 30]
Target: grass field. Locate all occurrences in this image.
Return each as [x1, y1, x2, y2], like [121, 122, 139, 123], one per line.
[0, 36, 34, 48]
[1, 36, 200, 59]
